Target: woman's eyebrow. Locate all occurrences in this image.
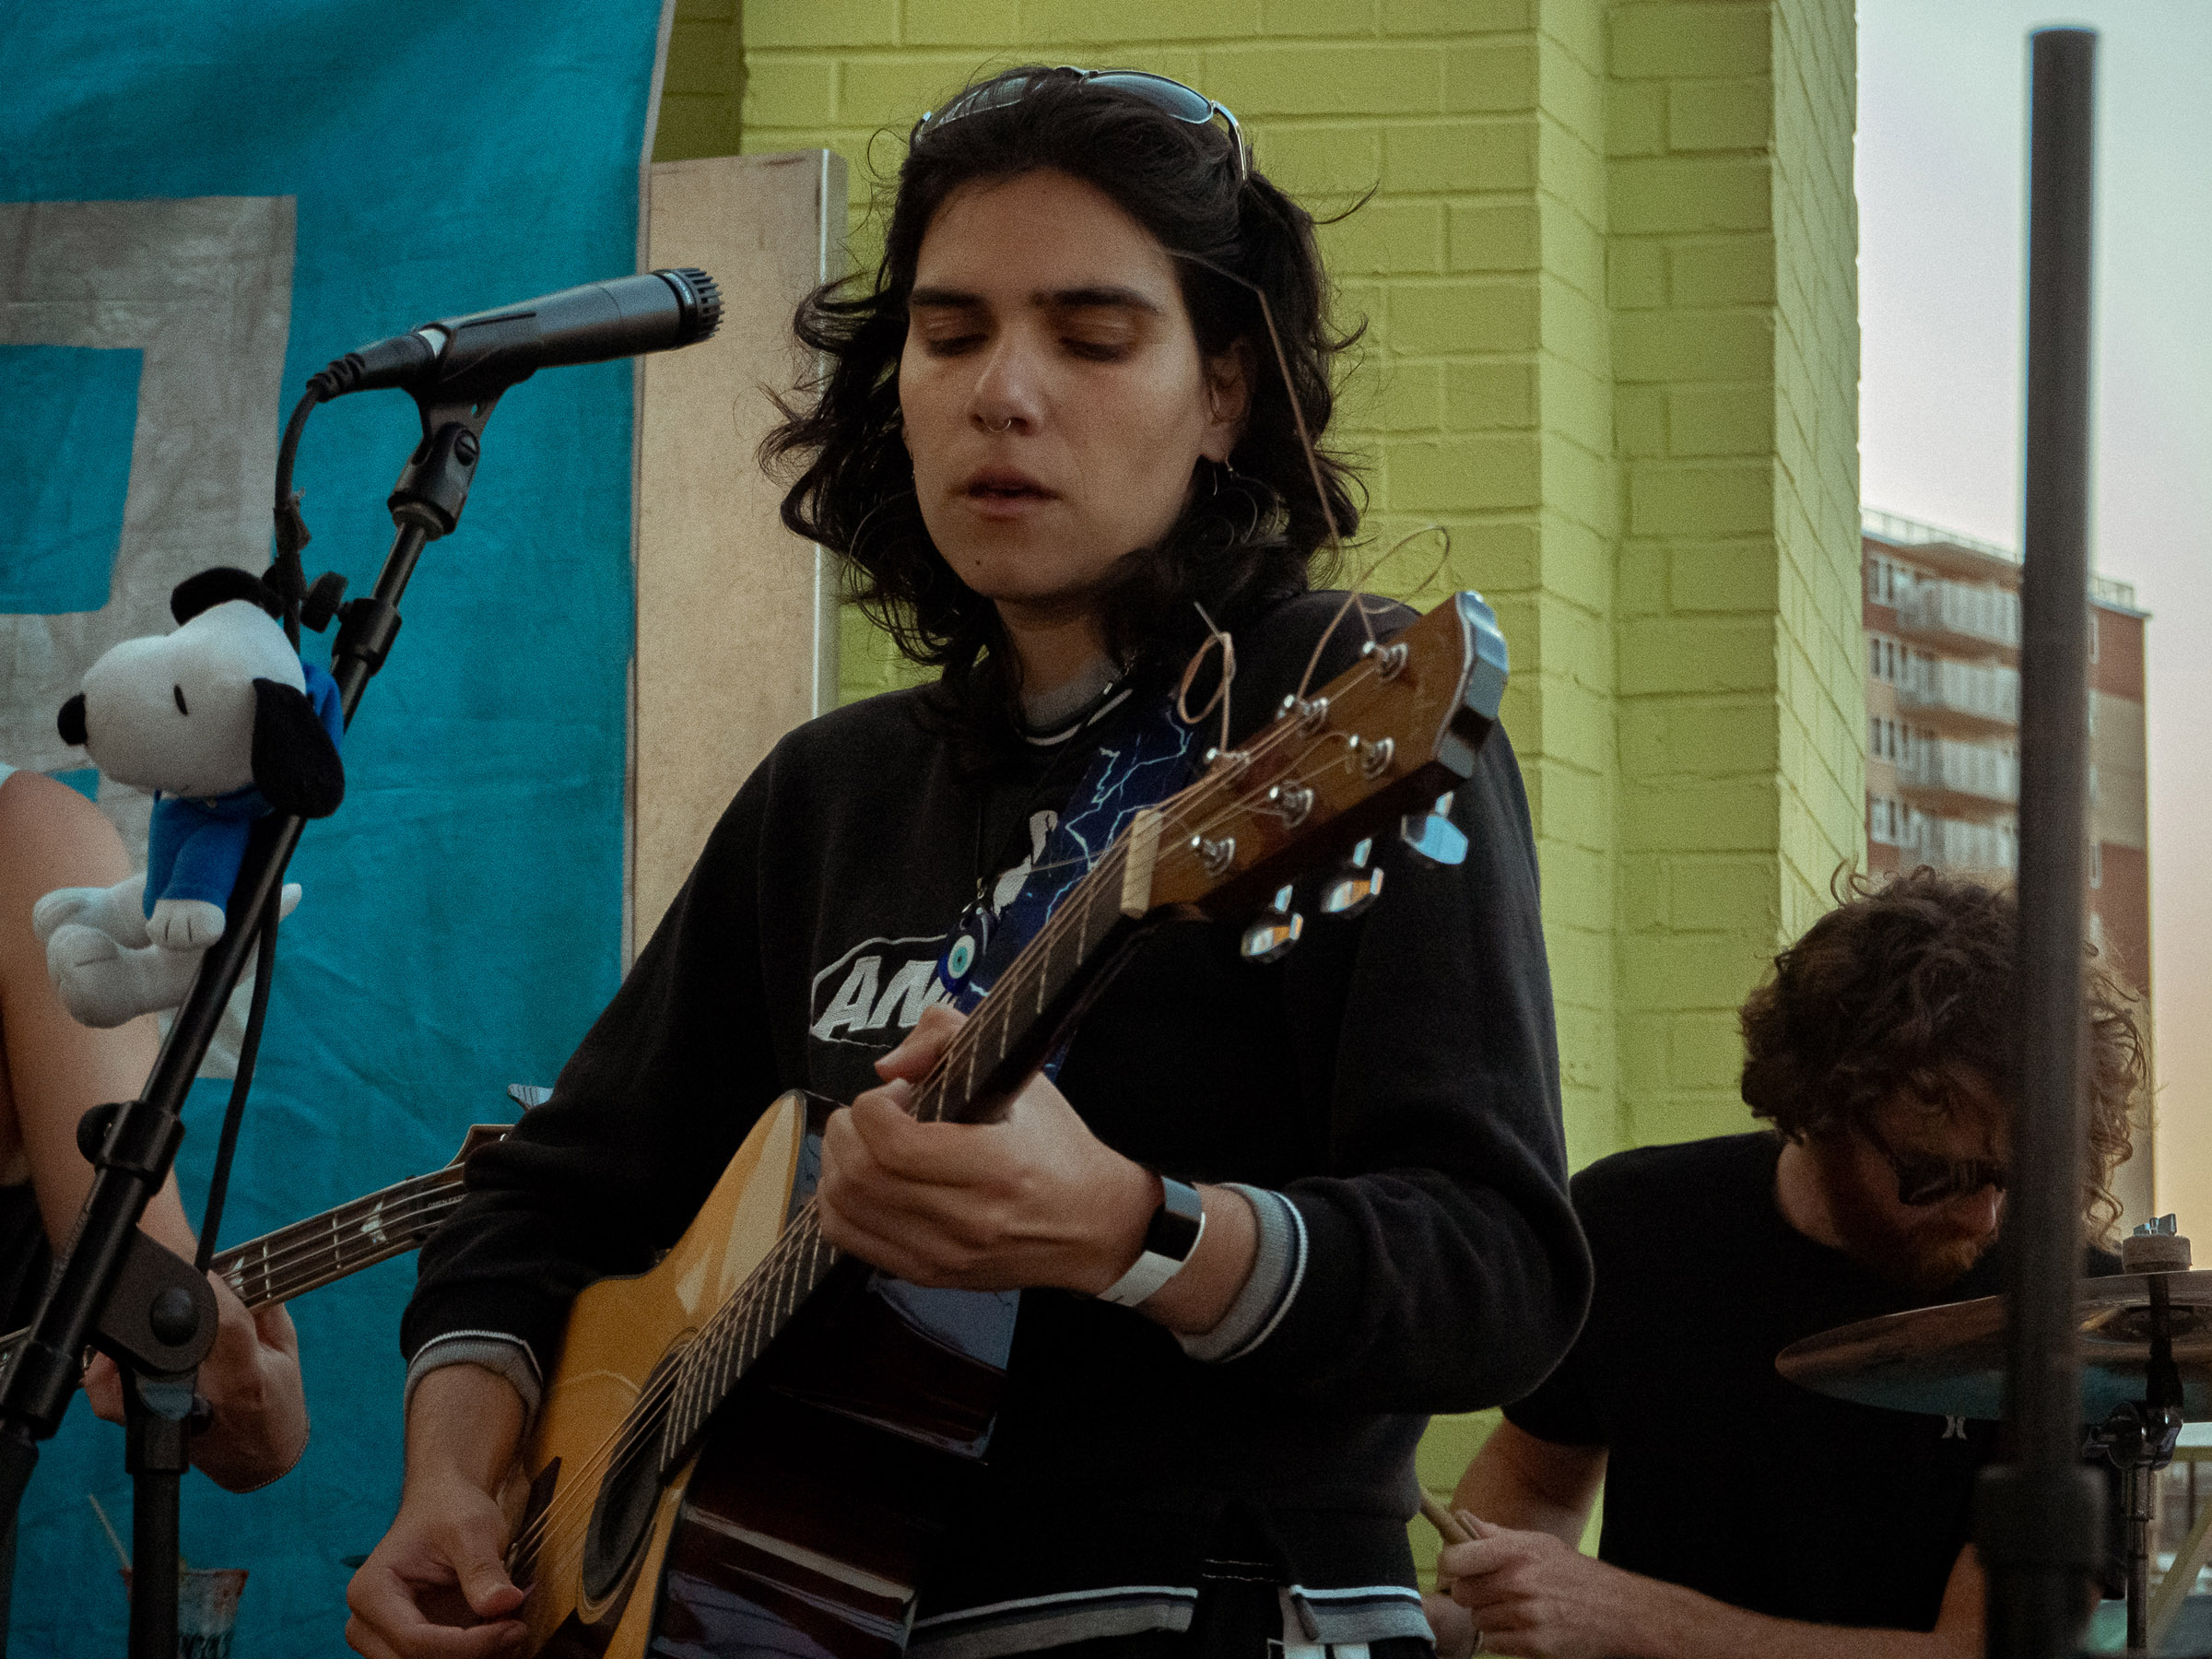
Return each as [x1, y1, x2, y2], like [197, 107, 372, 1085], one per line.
[908, 285, 984, 310]
[1038, 286, 1160, 314]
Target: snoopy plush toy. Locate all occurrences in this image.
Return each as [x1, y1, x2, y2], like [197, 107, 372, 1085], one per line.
[33, 567, 346, 1028]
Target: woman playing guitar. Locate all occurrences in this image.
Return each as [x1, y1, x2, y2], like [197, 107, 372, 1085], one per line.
[346, 65, 1590, 1659]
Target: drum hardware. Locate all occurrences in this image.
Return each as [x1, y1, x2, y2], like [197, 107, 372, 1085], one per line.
[1779, 1217, 2199, 1655]
[2094, 1220, 2194, 1654]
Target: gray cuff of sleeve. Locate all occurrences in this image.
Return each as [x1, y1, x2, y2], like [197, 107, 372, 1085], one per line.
[1174, 1183, 1307, 1363]
[403, 1331, 544, 1429]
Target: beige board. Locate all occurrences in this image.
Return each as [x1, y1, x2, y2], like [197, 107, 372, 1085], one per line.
[635, 151, 847, 955]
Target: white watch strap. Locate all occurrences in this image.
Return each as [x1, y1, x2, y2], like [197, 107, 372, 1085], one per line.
[1099, 1175, 1206, 1307]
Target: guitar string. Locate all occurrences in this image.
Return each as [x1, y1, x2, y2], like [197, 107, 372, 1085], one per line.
[0, 1183, 473, 1367]
[505, 650, 1416, 1568]
[210, 1182, 466, 1301]
[503, 1199, 833, 1565]
[908, 657, 1394, 1126]
[503, 1239, 834, 1588]
[901, 652, 1393, 900]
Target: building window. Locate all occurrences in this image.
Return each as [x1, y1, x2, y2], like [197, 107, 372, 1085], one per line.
[1868, 632, 1906, 685]
[1869, 794, 1904, 845]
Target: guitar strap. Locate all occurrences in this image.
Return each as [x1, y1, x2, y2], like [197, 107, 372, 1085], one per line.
[928, 688, 1195, 1074]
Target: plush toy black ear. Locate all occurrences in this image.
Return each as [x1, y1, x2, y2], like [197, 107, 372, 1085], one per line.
[57, 694, 88, 748]
[250, 679, 346, 818]
[171, 567, 282, 626]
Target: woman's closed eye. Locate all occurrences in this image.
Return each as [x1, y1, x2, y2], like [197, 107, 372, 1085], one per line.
[919, 328, 988, 357]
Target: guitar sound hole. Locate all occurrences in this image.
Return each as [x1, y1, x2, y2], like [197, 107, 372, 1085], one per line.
[582, 1351, 682, 1604]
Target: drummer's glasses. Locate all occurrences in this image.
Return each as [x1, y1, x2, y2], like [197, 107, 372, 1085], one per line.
[912, 69, 1252, 185]
[1863, 1121, 2010, 1207]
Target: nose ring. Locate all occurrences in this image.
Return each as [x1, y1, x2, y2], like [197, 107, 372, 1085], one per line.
[984, 417, 1015, 433]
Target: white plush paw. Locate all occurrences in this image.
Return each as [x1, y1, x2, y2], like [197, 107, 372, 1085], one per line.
[148, 898, 227, 951]
[278, 882, 302, 919]
[46, 922, 120, 976]
[31, 887, 100, 944]
[33, 874, 150, 948]
[45, 926, 201, 1028]
[45, 924, 130, 1028]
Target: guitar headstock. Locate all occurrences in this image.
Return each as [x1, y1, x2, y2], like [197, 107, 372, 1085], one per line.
[1139, 591, 1508, 919]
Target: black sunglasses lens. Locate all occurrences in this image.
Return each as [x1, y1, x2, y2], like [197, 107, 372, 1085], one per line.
[1083, 73, 1215, 123]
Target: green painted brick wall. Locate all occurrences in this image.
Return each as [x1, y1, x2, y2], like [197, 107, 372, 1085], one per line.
[1607, 0, 1860, 1150]
[653, 0, 1858, 1594]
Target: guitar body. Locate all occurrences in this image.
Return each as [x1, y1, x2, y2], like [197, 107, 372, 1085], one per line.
[514, 1091, 1017, 1659]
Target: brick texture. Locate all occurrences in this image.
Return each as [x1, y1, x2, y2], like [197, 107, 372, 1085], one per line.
[1607, 0, 1860, 1149]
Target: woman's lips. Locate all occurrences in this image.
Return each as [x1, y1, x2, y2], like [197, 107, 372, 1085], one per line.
[961, 467, 1056, 519]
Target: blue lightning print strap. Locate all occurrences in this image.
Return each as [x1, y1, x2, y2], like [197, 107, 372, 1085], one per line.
[929, 691, 1195, 1072]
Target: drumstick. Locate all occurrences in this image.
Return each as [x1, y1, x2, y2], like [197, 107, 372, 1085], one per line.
[1422, 1492, 1474, 1546]
[1421, 1494, 1475, 1595]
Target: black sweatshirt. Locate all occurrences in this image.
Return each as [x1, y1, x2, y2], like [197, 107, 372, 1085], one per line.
[404, 591, 1590, 1637]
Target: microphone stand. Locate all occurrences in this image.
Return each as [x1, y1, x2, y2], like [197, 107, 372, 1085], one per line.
[0, 370, 507, 1656]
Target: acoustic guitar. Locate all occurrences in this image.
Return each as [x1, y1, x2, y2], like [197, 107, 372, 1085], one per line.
[506, 593, 1511, 1659]
[0, 1123, 515, 1376]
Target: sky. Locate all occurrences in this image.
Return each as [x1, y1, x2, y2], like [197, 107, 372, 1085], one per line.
[1856, 2, 2212, 1222]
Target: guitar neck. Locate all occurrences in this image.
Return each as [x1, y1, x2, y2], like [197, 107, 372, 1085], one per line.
[0, 1162, 472, 1376]
[213, 1163, 469, 1310]
[916, 813, 1161, 1127]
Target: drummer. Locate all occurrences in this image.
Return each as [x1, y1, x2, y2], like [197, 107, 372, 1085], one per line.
[1425, 868, 2144, 1658]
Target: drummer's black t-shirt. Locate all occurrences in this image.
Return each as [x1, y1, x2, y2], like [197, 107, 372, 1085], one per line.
[1505, 1132, 2116, 1633]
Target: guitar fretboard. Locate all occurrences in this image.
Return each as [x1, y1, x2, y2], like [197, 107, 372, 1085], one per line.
[216, 1164, 469, 1308]
[0, 1164, 468, 1373]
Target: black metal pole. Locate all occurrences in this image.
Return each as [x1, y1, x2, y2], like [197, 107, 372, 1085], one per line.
[1979, 27, 2102, 1659]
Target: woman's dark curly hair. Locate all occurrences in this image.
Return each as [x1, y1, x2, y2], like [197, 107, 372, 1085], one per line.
[1739, 867, 2147, 1241]
[760, 65, 1363, 720]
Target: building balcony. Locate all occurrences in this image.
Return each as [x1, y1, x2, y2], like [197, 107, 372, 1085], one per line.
[1894, 577, 2019, 653]
[1893, 811, 2018, 877]
[1897, 658, 2019, 728]
[1896, 738, 2018, 806]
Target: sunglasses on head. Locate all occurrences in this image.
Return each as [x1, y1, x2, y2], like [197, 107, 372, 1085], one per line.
[912, 68, 1252, 185]
[1862, 1120, 2009, 1207]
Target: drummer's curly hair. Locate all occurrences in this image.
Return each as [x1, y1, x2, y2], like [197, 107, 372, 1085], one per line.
[1739, 867, 2147, 1243]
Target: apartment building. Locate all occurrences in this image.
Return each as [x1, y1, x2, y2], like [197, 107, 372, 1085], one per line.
[1863, 510, 2151, 1006]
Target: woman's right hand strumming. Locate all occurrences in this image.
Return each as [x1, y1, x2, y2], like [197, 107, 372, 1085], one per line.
[346, 1363, 530, 1658]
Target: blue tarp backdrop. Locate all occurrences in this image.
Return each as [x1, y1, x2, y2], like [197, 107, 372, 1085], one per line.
[0, 4, 670, 1647]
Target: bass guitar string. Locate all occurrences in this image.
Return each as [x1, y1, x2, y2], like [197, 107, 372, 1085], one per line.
[214, 1182, 465, 1302]
[0, 1182, 472, 1369]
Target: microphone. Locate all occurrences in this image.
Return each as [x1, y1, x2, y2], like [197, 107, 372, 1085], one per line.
[310, 268, 722, 402]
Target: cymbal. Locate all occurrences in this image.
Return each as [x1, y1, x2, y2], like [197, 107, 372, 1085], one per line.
[1777, 1271, 2212, 1422]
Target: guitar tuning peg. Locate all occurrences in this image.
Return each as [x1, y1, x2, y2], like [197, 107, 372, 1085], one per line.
[1240, 883, 1304, 963]
[1399, 793, 1467, 868]
[1320, 837, 1384, 919]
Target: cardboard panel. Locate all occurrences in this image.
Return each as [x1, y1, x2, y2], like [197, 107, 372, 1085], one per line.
[636, 150, 846, 951]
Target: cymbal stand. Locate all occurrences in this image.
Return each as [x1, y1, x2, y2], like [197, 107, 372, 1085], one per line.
[2088, 1225, 2194, 1653]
